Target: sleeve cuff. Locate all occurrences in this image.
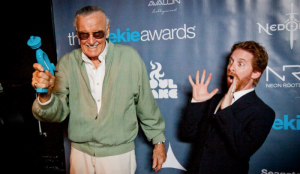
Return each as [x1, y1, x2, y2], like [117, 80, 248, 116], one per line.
[152, 133, 166, 145]
[37, 93, 53, 105]
[191, 98, 200, 103]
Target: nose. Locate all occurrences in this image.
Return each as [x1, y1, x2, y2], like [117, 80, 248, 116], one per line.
[87, 34, 96, 45]
[228, 63, 235, 72]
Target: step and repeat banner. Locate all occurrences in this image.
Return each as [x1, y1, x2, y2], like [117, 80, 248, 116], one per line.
[52, 0, 300, 173]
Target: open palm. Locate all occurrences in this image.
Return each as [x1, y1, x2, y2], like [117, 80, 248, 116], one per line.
[188, 69, 218, 102]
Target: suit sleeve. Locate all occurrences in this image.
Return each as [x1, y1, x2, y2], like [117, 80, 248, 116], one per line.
[213, 103, 275, 160]
[181, 101, 208, 141]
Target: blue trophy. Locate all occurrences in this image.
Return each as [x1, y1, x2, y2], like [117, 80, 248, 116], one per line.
[27, 36, 56, 93]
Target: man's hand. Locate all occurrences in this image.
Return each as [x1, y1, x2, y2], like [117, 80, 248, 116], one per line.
[220, 77, 236, 110]
[32, 63, 55, 103]
[188, 69, 218, 102]
[152, 143, 167, 172]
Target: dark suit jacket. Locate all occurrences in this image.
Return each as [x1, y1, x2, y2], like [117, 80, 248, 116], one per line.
[182, 91, 275, 174]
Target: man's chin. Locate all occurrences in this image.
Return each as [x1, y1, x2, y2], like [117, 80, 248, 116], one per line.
[84, 50, 101, 58]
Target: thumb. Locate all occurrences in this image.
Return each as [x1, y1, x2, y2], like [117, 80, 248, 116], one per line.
[209, 88, 219, 98]
[152, 157, 158, 169]
[44, 70, 55, 78]
[33, 63, 44, 72]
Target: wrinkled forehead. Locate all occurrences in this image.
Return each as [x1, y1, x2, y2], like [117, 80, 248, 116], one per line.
[76, 12, 107, 31]
[230, 48, 254, 61]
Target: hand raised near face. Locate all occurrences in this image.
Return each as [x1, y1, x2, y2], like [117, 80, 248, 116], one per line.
[220, 77, 236, 110]
[188, 69, 219, 102]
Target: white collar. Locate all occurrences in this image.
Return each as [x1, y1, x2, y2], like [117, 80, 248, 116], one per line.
[233, 88, 254, 102]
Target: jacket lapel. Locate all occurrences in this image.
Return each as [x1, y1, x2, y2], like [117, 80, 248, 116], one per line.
[75, 49, 92, 93]
[102, 39, 114, 94]
[231, 91, 258, 113]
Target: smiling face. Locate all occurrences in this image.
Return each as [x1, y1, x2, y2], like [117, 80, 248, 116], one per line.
[76, 12, 110, 59]
[227, 48, 261, 92]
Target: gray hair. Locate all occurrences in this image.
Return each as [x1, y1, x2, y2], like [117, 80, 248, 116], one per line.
[73, 5, 110, 29]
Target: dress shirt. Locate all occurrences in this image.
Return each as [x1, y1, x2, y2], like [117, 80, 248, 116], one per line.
[81, 41, 108, 113]
[231, 88, 254, 104]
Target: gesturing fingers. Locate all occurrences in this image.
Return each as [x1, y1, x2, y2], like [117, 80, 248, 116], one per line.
[227, 77, 237, 95]
[200, 69, 206, 84]
[195, 70, 200, 84]
[189, 69, 210, 87]
[188, 75, 195, 87]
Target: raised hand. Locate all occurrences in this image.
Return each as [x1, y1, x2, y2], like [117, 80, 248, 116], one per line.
[220, 77, 236, 110]
[188, 69, 218, 102]
[32, 63, 55, 103]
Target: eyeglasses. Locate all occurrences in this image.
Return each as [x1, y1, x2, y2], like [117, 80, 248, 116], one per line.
[77, 30, 106, 40]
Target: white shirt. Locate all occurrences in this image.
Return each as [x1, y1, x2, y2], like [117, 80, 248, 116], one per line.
[81, 41, 108, 113]
[231, 88, 254, 104]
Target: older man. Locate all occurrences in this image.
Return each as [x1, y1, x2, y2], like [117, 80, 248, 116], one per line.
[183, 41, 275, 173]
[31, 5, 166, 174]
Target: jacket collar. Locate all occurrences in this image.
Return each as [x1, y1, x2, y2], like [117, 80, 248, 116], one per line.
[231, 90, 258, 112]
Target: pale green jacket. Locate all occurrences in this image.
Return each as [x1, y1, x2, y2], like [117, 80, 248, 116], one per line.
[32, 40, 166, 157]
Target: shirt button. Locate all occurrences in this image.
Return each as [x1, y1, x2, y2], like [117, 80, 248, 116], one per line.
[98, 99, 100, 102]
[97, 83, 99, 85]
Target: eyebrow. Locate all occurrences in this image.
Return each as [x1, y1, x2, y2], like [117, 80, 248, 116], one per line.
[230, 57, 246, 62]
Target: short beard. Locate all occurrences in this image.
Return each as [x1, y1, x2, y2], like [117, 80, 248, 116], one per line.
[235, 75, 251, 92]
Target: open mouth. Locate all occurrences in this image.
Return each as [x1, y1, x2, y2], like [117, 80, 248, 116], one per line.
[229, 75, 234, 83]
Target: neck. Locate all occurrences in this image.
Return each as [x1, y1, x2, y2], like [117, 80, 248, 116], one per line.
[90, 58, 101, 69]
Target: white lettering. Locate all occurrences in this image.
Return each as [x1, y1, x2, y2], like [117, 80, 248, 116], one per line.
[162, 29, 172, 40]
[266, 66, 285, 81]
[278, 24, 285, 30]
[266, 83, 282, 88]
[187, 26, 196, 39]
[257, 23, 272, 35]
[177, 24, 186, 39]
[169, 89, 178, 98]
[283, 65, 300, 80]
[141, 24, 196, 41]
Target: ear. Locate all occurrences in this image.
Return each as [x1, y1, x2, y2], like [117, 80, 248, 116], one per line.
[251, 71, 261, 80]
[106, 23, 110, 39]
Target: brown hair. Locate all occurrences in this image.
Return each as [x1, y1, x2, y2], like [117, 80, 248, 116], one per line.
[231, 41, 268, 86]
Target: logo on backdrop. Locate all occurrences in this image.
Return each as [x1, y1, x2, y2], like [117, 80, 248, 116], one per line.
[67, 24, 196, 45]
[265, 65, 300, 88]
[149, 61, 178, 99]
[162, 143, 187, 171]
[272, 115, 300, 130]
[257, 3, 299, 49]
[109, 24, 196, 43]
[148, 0, 180, 15]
